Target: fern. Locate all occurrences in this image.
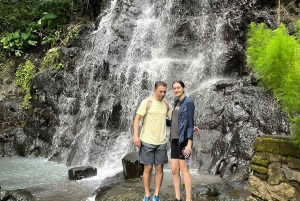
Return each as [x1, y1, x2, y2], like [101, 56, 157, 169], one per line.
[246, 21, 300, 149]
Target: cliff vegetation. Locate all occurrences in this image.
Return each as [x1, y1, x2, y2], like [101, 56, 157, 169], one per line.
[247, 20, 300, 148]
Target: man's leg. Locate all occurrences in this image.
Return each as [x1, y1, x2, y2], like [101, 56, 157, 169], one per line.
[153, 143, 168, 197]
[143, 164, 153, 196]
[154, 164, 163, 195]
[139, 142, 156, 198]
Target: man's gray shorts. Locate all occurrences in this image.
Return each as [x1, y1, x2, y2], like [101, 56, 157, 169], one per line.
[139, 141, 168, 165]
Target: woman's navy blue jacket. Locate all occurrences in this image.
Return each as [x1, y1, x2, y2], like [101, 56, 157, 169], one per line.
[168, 96, 194, 144]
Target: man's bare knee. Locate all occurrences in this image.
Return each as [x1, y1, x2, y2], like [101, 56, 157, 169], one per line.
[155, 164, 164, 173]
[144, 165, 153, 173]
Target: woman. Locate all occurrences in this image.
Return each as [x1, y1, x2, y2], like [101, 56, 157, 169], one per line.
[170, 80, 195, 201]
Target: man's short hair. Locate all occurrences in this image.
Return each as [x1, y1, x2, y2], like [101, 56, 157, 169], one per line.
[154, 81, 167, 89]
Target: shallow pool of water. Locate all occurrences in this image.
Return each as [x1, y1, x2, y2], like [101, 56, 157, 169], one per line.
[0, 157, 122, 201]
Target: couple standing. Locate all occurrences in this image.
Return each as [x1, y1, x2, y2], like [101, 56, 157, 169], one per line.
[133, 81, 198, 201]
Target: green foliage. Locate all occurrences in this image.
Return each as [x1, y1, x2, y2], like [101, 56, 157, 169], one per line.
[63, 24, 83, 45]
[0, 0, 105, 60]
[0, 30, 38, 56]
[40, 48, 64, 70]
[0, 0, 39, 33]
[16, 60, 36, 110]
[246, 21, 300, 149]
[0, 0, 71, 57]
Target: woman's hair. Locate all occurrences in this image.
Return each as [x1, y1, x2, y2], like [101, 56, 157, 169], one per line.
[154, 81, 167, 89]
[172, 80, 185, 88]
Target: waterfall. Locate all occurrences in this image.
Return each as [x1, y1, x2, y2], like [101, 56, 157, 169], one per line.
[49, 0, 236, 171]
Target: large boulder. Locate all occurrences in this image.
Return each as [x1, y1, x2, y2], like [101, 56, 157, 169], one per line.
[122, 152, 143, 179]
[68, 166, 97, 180]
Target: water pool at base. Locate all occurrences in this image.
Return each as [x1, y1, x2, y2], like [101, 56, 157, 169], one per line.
[0, 157, 229, 201]
[0, 157, 122, 201]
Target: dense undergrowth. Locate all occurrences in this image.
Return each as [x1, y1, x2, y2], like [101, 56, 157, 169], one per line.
[247, 21, 300, 149]
[0, 0, 104, 65]
[0, 0, 105, 111]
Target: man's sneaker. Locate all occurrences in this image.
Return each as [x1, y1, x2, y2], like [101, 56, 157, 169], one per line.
[174, 199, 182, 201]
[152, 195, 160, 201]
[143, 196, 150, 201]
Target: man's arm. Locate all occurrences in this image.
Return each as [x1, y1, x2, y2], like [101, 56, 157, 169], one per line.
[133, 114, 142, 147]
[166, 103, 173, 127]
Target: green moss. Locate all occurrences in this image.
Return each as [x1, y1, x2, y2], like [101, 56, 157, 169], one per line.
[254, 137, 300, 158]
[251, 156, 269, 167]
[63, 24, 83, 45]
[33, 108, 39, 113]
[15, 60, 36, 110]
[40, 48, 64, 70]
[250, 163, 268, 174]
[254, 137, 280, 153]
[22, 93, 32, 110]
[282, 156, 300, 169]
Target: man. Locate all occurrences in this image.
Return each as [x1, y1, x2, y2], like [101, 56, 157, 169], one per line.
[133, 81, 172, 201]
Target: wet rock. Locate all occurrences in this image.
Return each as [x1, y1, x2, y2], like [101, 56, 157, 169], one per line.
[0, 189, 35, 201]
[95, 179, 145, 201]
[0, 96, 23, 130]
[68, 166, 97, 180]
[194, 75, 289, 178]
[0, 128, 27, 157]
[122, 152, 143, 179]
[0, 189, 10, 201]
[94, 175, 250, 201]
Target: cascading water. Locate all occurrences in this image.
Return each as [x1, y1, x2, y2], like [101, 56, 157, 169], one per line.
[49, 0, 232, 170]
[31, 0, 288, 188]
[1, 0, 291, 200]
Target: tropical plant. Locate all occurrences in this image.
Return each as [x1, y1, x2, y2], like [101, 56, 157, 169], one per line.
[0, 0, 105, 60]
[246, 21, 300, 148]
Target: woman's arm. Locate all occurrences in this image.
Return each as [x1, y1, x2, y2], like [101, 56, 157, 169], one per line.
[186, 99, 195, 140]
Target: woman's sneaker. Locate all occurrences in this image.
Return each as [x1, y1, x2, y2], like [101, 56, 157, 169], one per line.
[152, 195, 160, 201]
[143, 196, 150, 201]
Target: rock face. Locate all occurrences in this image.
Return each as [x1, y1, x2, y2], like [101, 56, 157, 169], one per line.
[247, 137, 300, 201]
[193, 74, 289, 178]
[68, 166, 97, 180]
[122, 152, 143, 179]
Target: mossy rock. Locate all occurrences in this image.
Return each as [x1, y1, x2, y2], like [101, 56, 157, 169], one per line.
[253, 137, 300, 158]
[250, 163, 268, 175]
[40, 48, 64, 70]
[282, 156, 300, 169]
[251, 156, 269, 167]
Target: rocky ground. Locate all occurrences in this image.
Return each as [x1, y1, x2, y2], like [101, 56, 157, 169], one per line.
[94, 170, 250, 201]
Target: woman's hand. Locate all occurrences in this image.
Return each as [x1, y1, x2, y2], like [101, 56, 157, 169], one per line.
[194, 126, 200, 134]
[183, 146, 192, 157]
